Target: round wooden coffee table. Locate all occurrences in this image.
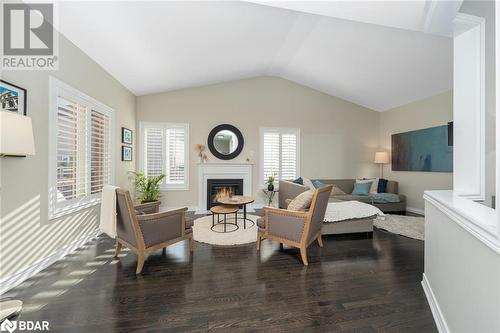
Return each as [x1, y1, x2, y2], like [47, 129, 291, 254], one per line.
[216, 196, 255, 229]
[210, 205, 239, 233]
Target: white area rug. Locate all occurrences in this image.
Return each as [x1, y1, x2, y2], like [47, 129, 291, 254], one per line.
[193, 214, 258, 246]
[375, 214, 425, 240]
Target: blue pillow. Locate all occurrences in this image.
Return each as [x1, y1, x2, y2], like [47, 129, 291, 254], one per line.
[312, 180, 323, 188]
[352, 182, 372, 196]
[292, 177, 303, 185]
[377, 178, 388, 193]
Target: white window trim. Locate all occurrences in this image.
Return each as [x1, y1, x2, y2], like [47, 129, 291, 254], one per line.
[48, 76, 115, 220]
[259, 127, 301, 185]
[139, 121, 190, 191]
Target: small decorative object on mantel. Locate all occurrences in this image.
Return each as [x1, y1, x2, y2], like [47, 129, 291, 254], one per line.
[128, 171, 165, 204]
[266, 173, 276, 191]
[121, 127, 133, 145]
[1, 80, 27, 115]
[122, 146, 132, 161]
[195, 143, 208, 163]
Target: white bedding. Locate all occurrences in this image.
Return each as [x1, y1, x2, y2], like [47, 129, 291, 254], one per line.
[324, 201, 384, 223]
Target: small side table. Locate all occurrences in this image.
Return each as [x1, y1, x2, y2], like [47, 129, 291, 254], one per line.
[210, 205, 239, 233]
[262, 189, 279, 206]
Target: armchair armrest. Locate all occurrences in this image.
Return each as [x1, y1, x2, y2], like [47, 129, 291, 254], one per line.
[263, 206, 309, 243]
[134, 201, 160, 214]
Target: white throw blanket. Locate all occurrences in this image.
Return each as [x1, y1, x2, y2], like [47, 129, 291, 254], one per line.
[324, 201, 384, 223]
[99, 185, 119, 238]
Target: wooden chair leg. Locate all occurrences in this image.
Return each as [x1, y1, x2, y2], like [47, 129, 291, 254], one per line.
[317, 235, 324, 248]
[300, 246, 308, 266]
[136, 252, 145, 274]
[189, 237, 194, 252]
[256, 234, 261, 251]
[114, 240, 122, 258]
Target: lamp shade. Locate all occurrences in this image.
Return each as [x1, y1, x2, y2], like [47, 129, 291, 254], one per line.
[0, 112, 36, 156]
[374, 151, 389, 164]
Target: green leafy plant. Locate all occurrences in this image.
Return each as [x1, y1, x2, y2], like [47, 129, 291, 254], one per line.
[128, 171, 165, 203]
[266, 173, 277, 186]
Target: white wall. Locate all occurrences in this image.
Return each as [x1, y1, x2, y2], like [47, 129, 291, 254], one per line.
[423, 200, 500, 332]
[459, 0, 496, 207]
[379, 91, 454, 213]
[136, 76, 381, 208]
[0, 35, 136, 282]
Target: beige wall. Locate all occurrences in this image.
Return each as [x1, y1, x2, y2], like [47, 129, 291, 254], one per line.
[379, 91, 453, 212]
[0, 35, 136, 281]
[136, 77, 381, 208]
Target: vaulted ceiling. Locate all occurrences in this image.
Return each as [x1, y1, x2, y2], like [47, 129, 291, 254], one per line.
[58, 1, 457, 111]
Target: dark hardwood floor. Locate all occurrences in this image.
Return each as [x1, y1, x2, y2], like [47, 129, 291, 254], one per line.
[6, 218, 436, 332]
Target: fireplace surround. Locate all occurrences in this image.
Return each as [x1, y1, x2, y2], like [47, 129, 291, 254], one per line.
[198, 163, 253, 212]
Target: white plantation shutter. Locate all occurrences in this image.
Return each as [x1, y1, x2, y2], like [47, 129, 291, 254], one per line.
[56, 97, 87, 202]
[263, 132, 280, 182]
[49, 78, 115, 219]
[166, 127, 186, 184]
[90, 110, 112, 194]
[261, 128, 300, 183]
[281, 133, 297, 180]
[140, 122, 189, 190]
[144, 127, 164, 177]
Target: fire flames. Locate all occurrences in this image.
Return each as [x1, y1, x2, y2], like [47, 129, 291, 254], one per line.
[215, 187, 233, 201]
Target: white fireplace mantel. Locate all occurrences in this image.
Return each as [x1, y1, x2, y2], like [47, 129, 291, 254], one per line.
[198, 163, 253, 212]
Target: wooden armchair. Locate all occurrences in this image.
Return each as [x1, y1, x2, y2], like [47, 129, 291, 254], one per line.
[256, 185, 332, 265]
[114, 189, 193, 274]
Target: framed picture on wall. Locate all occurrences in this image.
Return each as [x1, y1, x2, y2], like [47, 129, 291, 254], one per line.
[122, 146, 132, 161]
[1, 80, 27, 115]
[122, 127, 133, 144]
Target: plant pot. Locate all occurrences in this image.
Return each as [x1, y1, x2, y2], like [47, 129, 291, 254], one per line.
[267, 184, 274, 191]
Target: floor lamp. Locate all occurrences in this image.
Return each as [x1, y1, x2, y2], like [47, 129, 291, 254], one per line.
[374, 151, 389, 178]
[0, 112, 36, 322]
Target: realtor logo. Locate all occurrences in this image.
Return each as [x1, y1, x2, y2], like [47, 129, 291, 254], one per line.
[2, 2, 58, 70]
[0, 319, 17, 333]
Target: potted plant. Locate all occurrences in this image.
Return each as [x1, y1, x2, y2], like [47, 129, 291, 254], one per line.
[266, 173, 277, 191]
[129, 171, 165, 203]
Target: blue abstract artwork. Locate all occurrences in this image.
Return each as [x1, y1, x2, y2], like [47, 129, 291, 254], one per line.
[391, 125, 453, 172]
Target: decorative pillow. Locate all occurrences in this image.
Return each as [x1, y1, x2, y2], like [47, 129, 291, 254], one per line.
[302, 178, 315, 190]
[352, 182, 372, 196]
[287, 190, 315, 211]
[377, 178, 388, 193]
[331, 185, 346, 195]
[312, 180, 323, 188]
[356, 178, 379, 194]
[292, 177, 304, 185]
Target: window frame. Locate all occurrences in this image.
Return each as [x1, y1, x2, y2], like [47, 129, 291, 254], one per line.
[259, 127, 301, 185]
[139, 121, 190, 191]
[48, 77, 115, 220]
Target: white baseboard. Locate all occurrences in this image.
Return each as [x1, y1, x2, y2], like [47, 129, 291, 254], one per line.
[421, 273, 449, 333]
[0, 229, 101, 295]
[407, 206, 425, 216]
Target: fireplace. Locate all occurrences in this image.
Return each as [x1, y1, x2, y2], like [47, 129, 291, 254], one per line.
[207, 178, 243, 210]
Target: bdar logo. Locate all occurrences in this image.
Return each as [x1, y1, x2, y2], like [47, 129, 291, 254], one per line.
[0, 319, 17, 333]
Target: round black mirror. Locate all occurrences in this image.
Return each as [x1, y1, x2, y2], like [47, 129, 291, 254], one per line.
[208, 124, 244, 160]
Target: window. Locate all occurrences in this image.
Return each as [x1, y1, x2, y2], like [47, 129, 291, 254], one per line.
[49, 77, 115, 219]
[260, 127, 300, 184]
[140, 122, 189, 190]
